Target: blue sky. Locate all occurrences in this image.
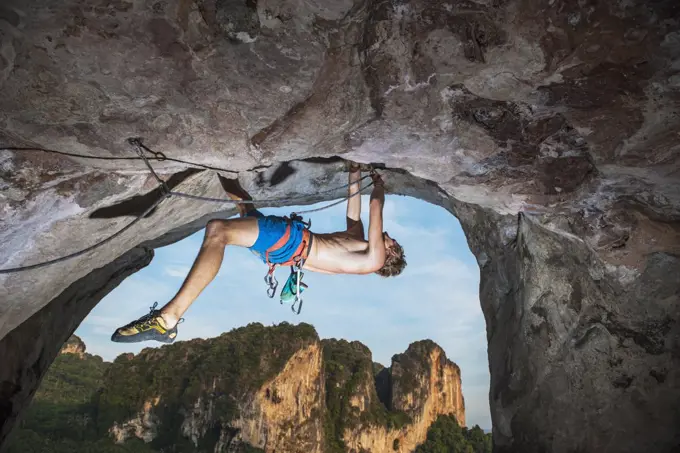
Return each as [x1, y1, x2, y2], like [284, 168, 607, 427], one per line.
[76, 194, 491, 429]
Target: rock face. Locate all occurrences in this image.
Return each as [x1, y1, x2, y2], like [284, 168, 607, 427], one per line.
[59, 334, 87, 357]
[5, 326, 466, 453]
[110, 398, 161, 444]
[463, 211, 680, 453]
[341, 340, 465, 453]
[0, 247, 152, 450]
[96, 323, 325, 453]
[0, 0, 679, 451]
[391, 341, 465, 428]
[233, 343, 326, 453]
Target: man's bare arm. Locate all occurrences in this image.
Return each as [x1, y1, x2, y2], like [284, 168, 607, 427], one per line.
[365, 183, 386, 272]
[346, 164, 362, 231]
[313, 182, 384, 275]
[331, 195, 384, 272]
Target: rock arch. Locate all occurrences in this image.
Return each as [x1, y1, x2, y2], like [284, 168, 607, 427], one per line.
[1, 0, 679, 451]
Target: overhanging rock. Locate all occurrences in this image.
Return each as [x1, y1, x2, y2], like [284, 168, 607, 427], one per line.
[1, 0, 679, 451]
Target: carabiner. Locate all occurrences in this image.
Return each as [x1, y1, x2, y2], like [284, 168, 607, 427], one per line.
[291, 297, 303, 315]
[293, 254, 306, 271]
[292, 266, 303, 314]
[264, 272, 278, 298]
[289, 212, 311, 229]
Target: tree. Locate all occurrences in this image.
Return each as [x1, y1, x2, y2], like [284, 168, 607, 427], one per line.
[415, 415, 492, 453]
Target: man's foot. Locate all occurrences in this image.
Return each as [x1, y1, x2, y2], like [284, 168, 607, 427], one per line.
[217, 175, 255, 217]
[111, 302, 180, 344]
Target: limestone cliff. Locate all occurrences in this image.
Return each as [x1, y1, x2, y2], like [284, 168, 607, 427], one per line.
[97, 323, 323, 453]
[6, 326, 469, 453]
[233, 343, 325, 453]
[109, 398, 161, 444]
[59, 334, 86, 357]
[342, 341, 465, 453]
[103, 329, 465, 453]
[1, 0, 679, 451]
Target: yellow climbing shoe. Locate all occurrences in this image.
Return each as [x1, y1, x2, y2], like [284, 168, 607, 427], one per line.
[111, 302, 179, 344]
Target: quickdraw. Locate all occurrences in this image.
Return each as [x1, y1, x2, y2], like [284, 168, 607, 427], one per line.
[262, 213, 312, 314]
[281, 257, 307, 315]
[264, 267, 278, 298]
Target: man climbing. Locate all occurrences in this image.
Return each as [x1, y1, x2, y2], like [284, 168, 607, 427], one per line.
[111, 164, 406, 344]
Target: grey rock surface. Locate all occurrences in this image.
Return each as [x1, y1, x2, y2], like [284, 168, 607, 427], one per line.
[0, 247, 153, 449]
[0, 0, 679, 451]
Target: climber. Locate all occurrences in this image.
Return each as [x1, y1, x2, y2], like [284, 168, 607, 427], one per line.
[111, 164, 406, 344]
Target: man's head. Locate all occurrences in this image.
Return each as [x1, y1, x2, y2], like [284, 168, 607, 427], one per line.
[375, 232, 406, 277]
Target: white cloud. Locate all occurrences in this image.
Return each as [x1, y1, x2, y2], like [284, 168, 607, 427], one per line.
[383, 220, 450, 245]
[407, 256, 478, 281]
[383, 197, 403, 220]
[176, 315, 223, 340]
[164, 265, 191, 278]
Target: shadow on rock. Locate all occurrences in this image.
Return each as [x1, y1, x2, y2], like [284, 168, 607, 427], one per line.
[89, 168, 203, 219]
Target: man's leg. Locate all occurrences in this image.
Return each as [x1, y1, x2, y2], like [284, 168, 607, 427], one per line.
[159, 178, 260, 326]
[158, 218, 258, 327]
[112, 179, 260, 343]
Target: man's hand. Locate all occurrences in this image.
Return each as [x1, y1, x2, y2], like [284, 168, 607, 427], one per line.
[370, 171, 385, 204]
[347, 162, 362, 227]
[371, 171, 385, 188]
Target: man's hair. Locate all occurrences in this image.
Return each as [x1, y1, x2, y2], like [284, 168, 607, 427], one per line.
[375, 238, 406, 277]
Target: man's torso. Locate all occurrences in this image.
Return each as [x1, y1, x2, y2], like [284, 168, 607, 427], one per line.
[241, 212, 369, 275]
[304, 228, 368, 274]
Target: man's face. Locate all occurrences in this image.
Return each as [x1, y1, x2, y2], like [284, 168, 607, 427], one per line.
[383, 232, 395, 251]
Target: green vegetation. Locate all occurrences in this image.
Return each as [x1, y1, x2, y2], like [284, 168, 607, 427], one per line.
[7, 430, 156, 453]
[31, 350, 107, 405]
[18, 351, 107, 442]
[321, 339, 412, 453]
[7, 324, 314, 453]
[7, 326, 476, 453]
[97, 322, 317, 451]
[6, 350, 156, 453]
[322, 339, 367, 453]
[391, 340, 442, 400]
[415, 415, 492, 453]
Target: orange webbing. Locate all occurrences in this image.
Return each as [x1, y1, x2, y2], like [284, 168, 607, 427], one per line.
[278, 229, 312, 267]
[265, 224, 292, 265]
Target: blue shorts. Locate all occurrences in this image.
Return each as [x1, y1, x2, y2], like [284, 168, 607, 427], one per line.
[246, 210, 308, 264]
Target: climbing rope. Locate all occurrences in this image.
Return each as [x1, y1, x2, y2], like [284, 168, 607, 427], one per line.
[0, 196, 165, 274]
[0, 144, 240, 174]
[0, 139, 376, 274]
[128, 139, 373, 205]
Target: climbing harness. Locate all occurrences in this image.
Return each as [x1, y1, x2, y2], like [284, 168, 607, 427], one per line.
[264, 208, 314, 314]
[261, 169, 377, 314]
[260, 214, 314, 314]
[0, 139, 376, 292]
